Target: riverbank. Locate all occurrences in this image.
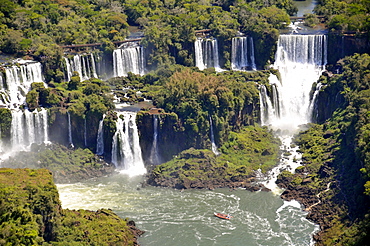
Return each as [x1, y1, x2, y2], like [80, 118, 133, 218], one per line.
[0, 168, 144, 245]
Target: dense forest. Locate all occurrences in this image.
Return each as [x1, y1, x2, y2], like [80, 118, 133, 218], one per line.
[0, 0, 370, 245]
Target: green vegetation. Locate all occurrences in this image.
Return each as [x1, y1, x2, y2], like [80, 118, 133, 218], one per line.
[148, 124, 280, 189]
[277, 53, 370, 245]
[3, 144, 115, 183]
[0, 0, 297, 76]
[0, 168, 142, 245]
[314, 0, 370, 36]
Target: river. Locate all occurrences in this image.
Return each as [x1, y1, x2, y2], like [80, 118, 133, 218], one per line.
[57, 173, 319, 245]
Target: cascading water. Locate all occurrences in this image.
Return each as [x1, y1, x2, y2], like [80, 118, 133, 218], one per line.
[96, 114, 105, 155]
[194, 37, 221, 71]
[149, 114, 161, 165]
[3, 61, 44, 108]
[259, 34, 327, 193]
[111, 111, 146, 176]
[64, 54, 98, 82]
[84, 118, 87, 147]
[10, 108, 49, 151]
[231, 36, 257, 71]
[113, 42, 145, 77]
[209, 116, 220, 156]
[0, 126, 2, 153]
[67, 112, 74, 149]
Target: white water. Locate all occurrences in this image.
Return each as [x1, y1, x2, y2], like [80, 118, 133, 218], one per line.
[259, 35, 327, 194]
[96, 114, 105, 155]
[9, 108, 49, 151]
[64, 54, 98, 82]
[3, 61, 44, 108]
[113, 43, 145, 77]
[111, 111, 146, 176]
[57, 174, 318, 246]
[149, 114, 161, 165]
[194, 38, 221, 71]
[231, 37, 257, 71]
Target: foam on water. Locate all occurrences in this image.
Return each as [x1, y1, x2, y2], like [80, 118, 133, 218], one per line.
[57, 173, 318, 246]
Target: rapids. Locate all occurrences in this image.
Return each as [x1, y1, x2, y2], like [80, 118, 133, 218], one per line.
[57, 174, 319, 246]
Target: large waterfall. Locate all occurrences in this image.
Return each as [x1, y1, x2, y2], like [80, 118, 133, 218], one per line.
[113, 42, 145, 77]
[64, 54, 98, 82]
[111, 111, 146, 176]
[231, 36, 257, 71]
[262, 35, 327, 130]
[10, 108, 49, 151]
[194, 37, 221, 71]
[2, 61, 44, 108]
[259, 34, 327, 192]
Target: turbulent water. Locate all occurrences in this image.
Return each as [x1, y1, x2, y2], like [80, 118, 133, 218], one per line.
[57, 174, 318, 246]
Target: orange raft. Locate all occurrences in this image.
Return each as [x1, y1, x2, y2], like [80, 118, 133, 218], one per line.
[214, 212, 232, 220]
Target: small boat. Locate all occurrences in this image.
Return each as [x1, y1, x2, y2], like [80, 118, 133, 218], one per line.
[214, 212, 232, 220]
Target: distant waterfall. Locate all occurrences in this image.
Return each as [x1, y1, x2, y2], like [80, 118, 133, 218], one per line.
[113, 42, 145, 77]
[209, 116, 220, 156]
[149, 114, 161, 165]
[3, 61, 44, 108]
[111, 111, 146, 176]
[231, 37, 256, 71]
[64, 54, 98, 82]
[0, 126, 2, 153]
[10, 108, 49, 150]
[67, 112, 74, 148]
[258, 34, 327, 192]
[84, 118, 87, 147]
[194, 37, 221, 71]
[96, 114, 105, 155]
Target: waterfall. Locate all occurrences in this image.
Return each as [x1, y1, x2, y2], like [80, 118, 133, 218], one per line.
[308, 82, 323, 121]
[65, 54, 98, 82]
[96, 114, 105, 155]
[194, 37, 221, 71]
[231, 37, 257, 71]
[10, 108, 49, 151]
[113, 42, 145, 77]
[0, 125, 2, 153]
[90, 53, 98, 78]
[0, 74, 8, 106]
[209, 116, 220, 156]
[4, 61, 44, 108]
[64, 57, 72, 82]
[149, 114, 161, 165]
[111, 111, 146, 176]
[264, 35, 327, 130]
[259, 34, 327, 193]
[67, 112, 74, 148]
[84, 118, 87, 147]
[259, 85, 274, 126]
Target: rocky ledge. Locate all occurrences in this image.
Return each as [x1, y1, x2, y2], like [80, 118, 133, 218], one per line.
[146, 148, 271, 191]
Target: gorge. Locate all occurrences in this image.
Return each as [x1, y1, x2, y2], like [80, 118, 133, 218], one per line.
[0, 0, 369, 245]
